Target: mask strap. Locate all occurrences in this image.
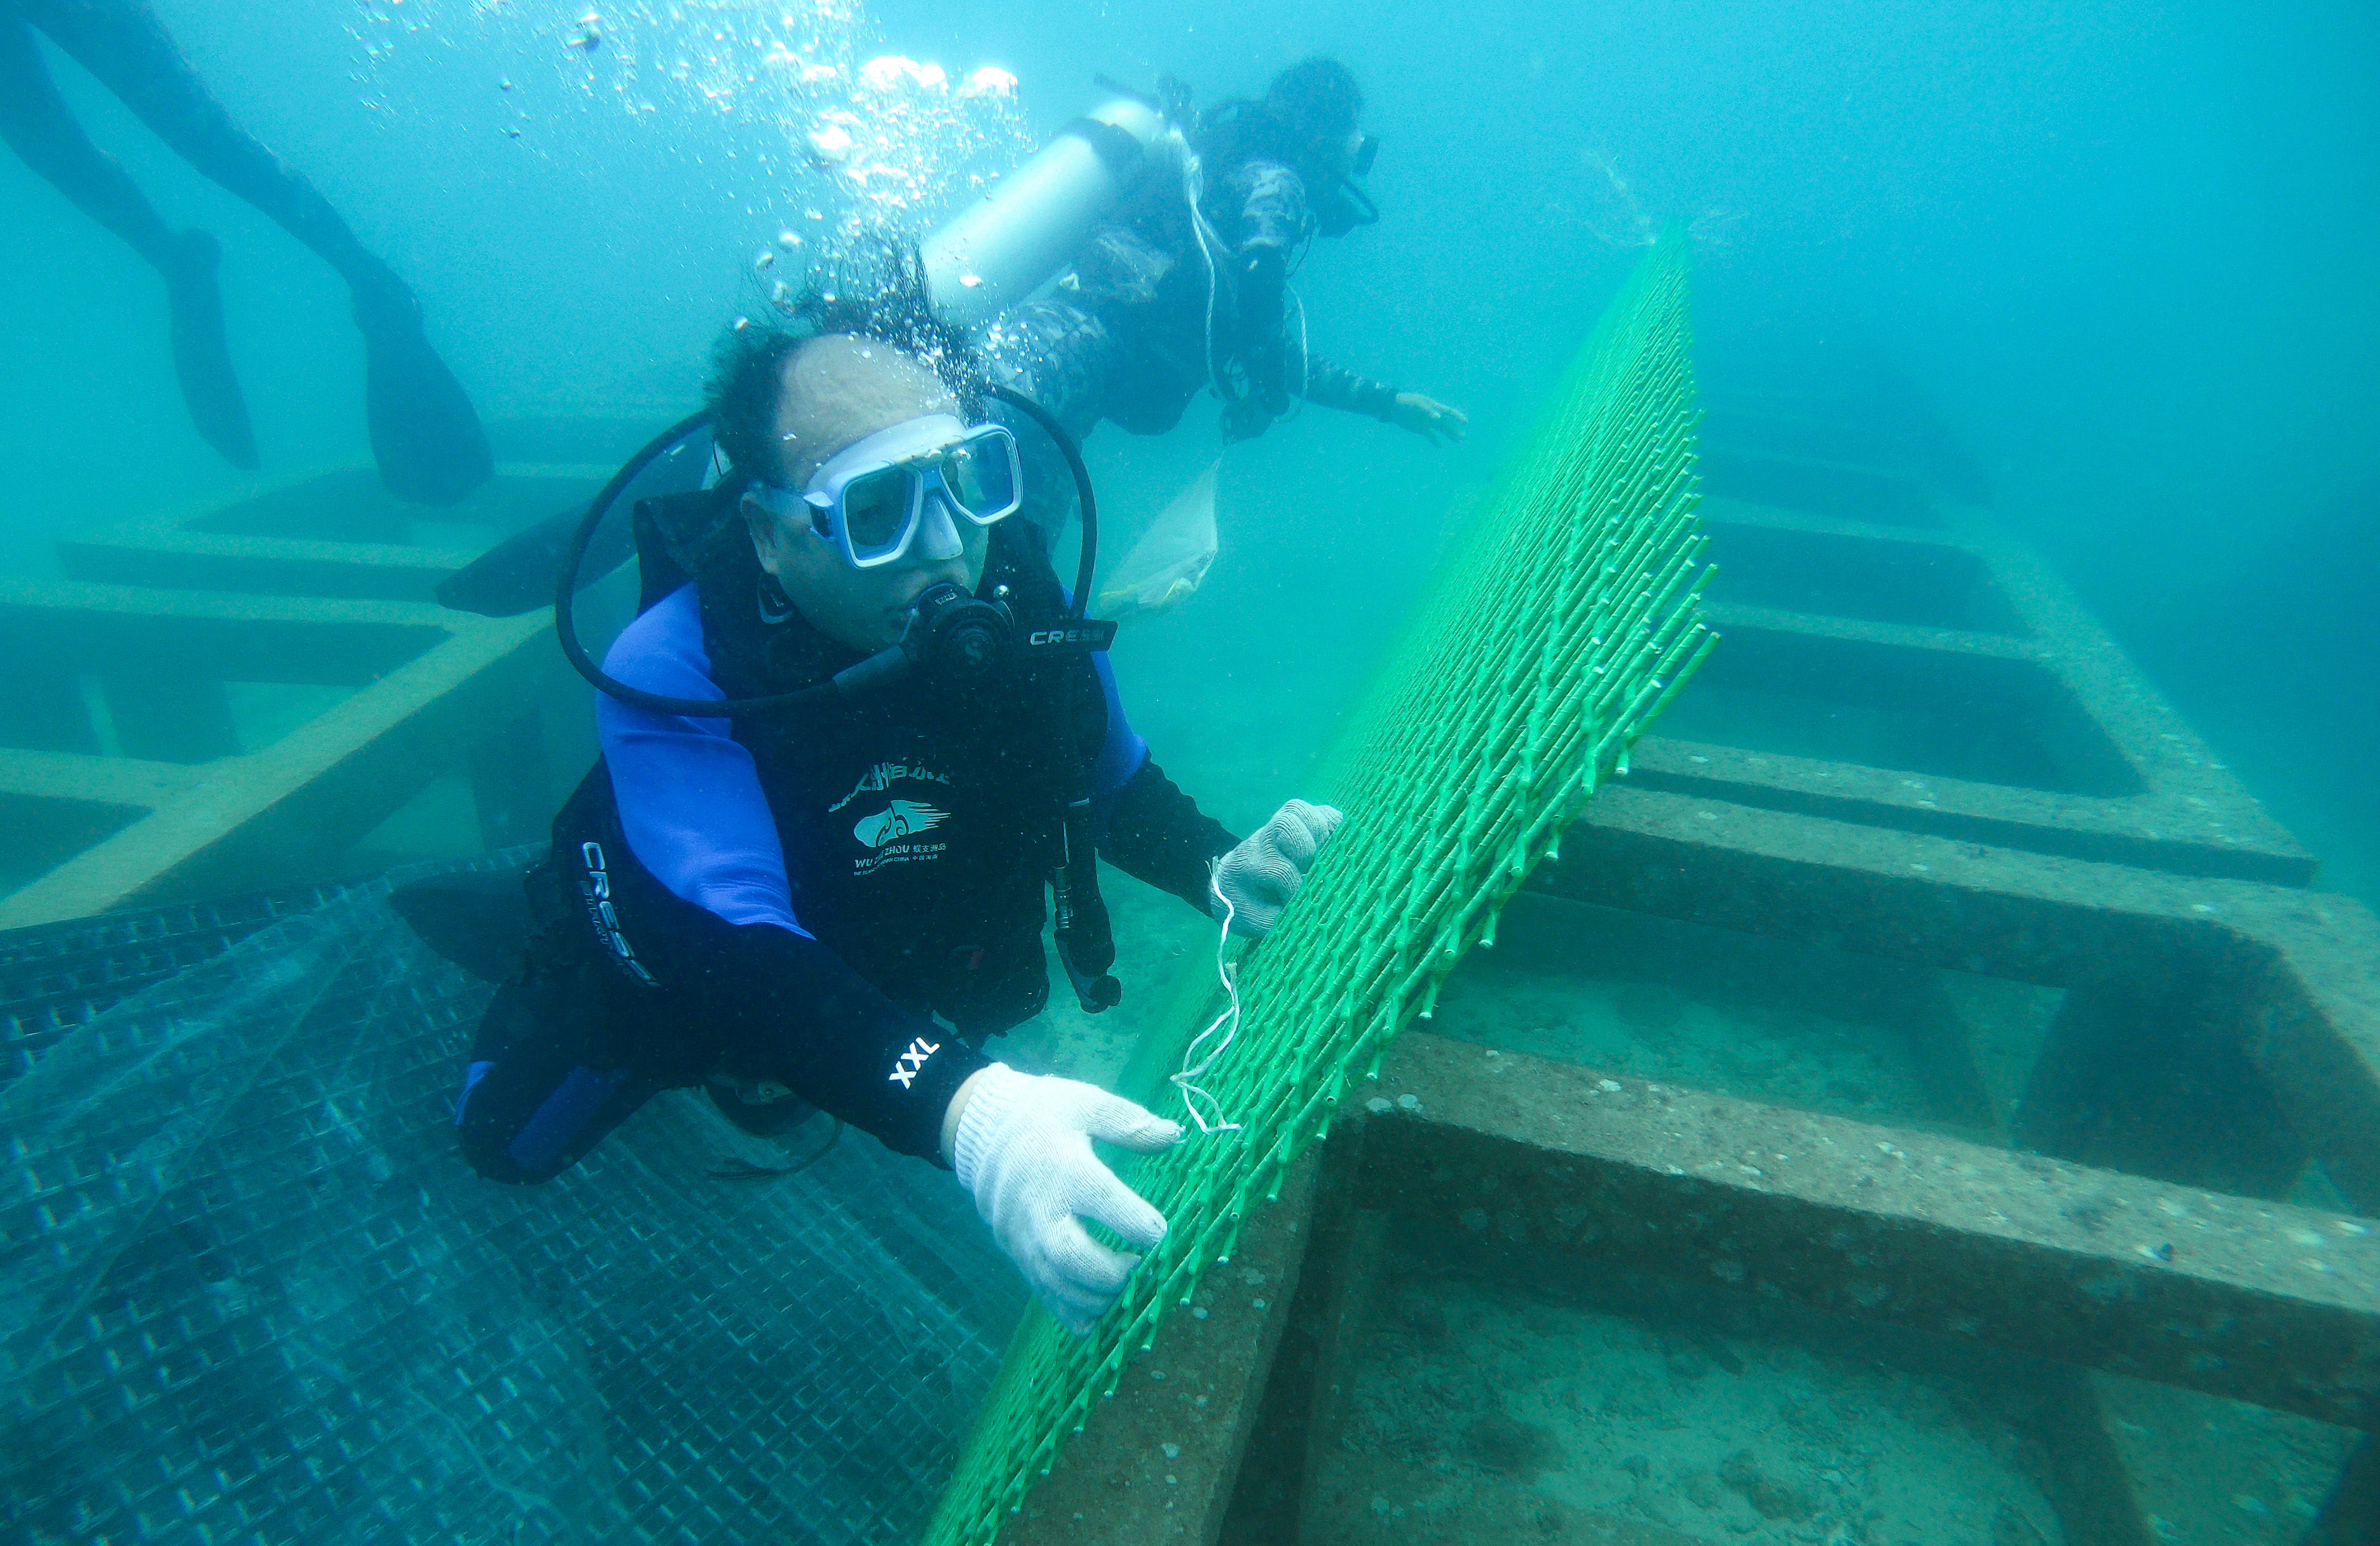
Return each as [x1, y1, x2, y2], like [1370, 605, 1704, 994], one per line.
[757, 570, 795, 624]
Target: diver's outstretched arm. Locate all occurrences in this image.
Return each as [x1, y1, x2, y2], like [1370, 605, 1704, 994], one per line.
[1302, 355, 1468, 445]
[17, 0, 491, 502]
[0, 11, 256, 465]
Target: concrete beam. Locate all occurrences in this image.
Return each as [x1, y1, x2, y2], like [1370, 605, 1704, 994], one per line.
[1700, 493, 1976, 549]
[1696, 446, 1943, 528]
[1668, 490, 2313, 885]
[0, 608, 558, 927]
[0, 749, 200, 807]
[1700, 503, 2027, 638]
[1549, 786, 2380, 1207]
[56, 531, 482, 605]
[54, 456, 610, 603]
[999, 1151, 1325, 1546]
[1357, 1033, 2380, 1432]
[0, 578, 445, 686]
[1630, 737, 2315, 885]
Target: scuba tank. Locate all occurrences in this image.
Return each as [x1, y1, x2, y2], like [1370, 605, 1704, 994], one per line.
[441, 88, 1177, 620]
[921, 95, 1168, 327]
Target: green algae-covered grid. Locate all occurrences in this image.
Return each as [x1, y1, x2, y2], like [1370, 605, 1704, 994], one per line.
[926, 230, 1713, 1546]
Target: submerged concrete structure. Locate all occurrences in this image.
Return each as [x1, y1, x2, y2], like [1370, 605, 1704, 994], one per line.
[0, 418, 654, 927]
[975, 413, 2380, 1544]
[3, 369, 2374, 1540]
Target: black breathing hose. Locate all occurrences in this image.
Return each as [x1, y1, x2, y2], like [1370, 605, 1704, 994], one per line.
[552, 386, 1098, 717]
[988, 383, 1097, 623]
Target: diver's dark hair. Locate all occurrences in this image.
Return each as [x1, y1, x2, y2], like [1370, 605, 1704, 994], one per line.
[706, 325, 805, 488]
[1263, 57, 1364, 144]
[704, 243, 987, 486]
[1198, 57, 1364, 181]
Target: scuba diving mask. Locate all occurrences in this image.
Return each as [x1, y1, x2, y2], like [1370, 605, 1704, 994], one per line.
[755, 413, 1024, 570]
[1315, 133, 1380, 236]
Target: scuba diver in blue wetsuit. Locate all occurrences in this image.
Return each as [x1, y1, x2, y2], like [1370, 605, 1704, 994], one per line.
[976, 57, 1468, 459]
[442, 277, 1342, 1334]
[0, 0, 489, 502]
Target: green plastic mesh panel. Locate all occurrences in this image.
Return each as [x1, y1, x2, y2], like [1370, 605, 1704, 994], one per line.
[927, 230, 1714, 1546]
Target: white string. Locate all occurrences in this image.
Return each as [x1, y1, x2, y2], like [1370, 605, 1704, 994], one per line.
[1170, 863, 1244, 1135]
[1175, 139, 1237, 406]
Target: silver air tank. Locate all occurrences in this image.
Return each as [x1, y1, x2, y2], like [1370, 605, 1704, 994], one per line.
[922, 96, 1166, 329]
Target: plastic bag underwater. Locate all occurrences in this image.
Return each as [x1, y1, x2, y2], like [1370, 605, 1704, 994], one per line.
[1096, 459, 1219, 620]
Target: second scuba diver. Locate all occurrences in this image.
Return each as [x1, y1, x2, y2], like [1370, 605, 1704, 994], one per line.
[448, 283, 1343, 1334]
[982, 57, 1468, 458]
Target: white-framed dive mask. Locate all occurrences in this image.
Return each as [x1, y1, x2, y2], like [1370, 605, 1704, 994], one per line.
[753, 413, 1023, 570]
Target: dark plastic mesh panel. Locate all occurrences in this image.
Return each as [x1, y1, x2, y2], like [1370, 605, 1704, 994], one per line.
[1, 856, 1021, 1545]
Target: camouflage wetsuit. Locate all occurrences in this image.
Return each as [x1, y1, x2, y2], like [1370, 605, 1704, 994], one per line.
[980, 140, 1400, 488]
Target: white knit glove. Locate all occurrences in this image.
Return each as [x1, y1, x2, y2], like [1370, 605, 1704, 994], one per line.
[950, 1064, 1184, 1334]
[1212, 800, 1344, 939]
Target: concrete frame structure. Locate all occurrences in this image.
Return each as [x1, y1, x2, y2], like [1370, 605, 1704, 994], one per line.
[6, 404, 2374, 1538]
[0, 579, 568, 927]
[0, 421, 645, 927]
[1652, 460, 2312, 887]
[48, 415, 655, 604]
[973, 429, 2380, 1545]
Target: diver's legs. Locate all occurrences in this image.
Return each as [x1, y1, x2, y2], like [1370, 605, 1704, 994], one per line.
[454, 967, 660, 1186]
[0, 13, 174, 264]
[25, 0, 384, 283]
[22, 0, 491, 502]
[0, 13, 256, 465]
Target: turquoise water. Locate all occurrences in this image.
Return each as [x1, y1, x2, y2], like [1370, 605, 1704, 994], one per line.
[3, 3, 2377, 1543]
[3, 1, 2370, 890]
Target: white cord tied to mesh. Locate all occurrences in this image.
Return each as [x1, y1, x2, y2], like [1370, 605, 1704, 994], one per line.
[1170, 864, 1244, 1135]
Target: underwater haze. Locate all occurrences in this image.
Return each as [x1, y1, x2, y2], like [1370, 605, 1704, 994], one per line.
[4, 1, 2380, 1543]
[0, 1, 2373, 886]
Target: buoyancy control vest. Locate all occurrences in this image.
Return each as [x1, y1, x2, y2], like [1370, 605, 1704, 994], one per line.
[626, 486, 1110, 1037]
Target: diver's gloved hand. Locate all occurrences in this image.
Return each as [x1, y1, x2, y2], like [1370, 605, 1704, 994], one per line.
[947, 1064, 1184, 1335]
[1390, 392, 1470, 446]
[1212, 800, 1344, 939]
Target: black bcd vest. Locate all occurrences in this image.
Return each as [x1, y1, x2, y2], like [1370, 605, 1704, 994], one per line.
[613, 488, 1111, 1037]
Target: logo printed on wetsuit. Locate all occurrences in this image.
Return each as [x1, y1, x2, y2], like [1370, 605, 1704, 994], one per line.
[578, 841, 657, 986]
[828, 760, 952, 814]
[888, 1036, 940, 1089]
[854, 800, 949, 849]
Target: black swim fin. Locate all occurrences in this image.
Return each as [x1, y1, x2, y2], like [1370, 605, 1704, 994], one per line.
[163, 230, 259, 469]
[437, 503, 638, 617]
[353, 273, 493, 507]
[388, 866, 535, 984]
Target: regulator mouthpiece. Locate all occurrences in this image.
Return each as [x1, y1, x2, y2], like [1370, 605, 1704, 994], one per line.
[910, 582, 1014, 685]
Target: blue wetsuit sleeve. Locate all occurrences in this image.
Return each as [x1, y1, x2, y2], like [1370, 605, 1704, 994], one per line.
[595, 584, 807, 935]
[1088, 652, 1149, 805]
[584, 583, 987, 1161]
